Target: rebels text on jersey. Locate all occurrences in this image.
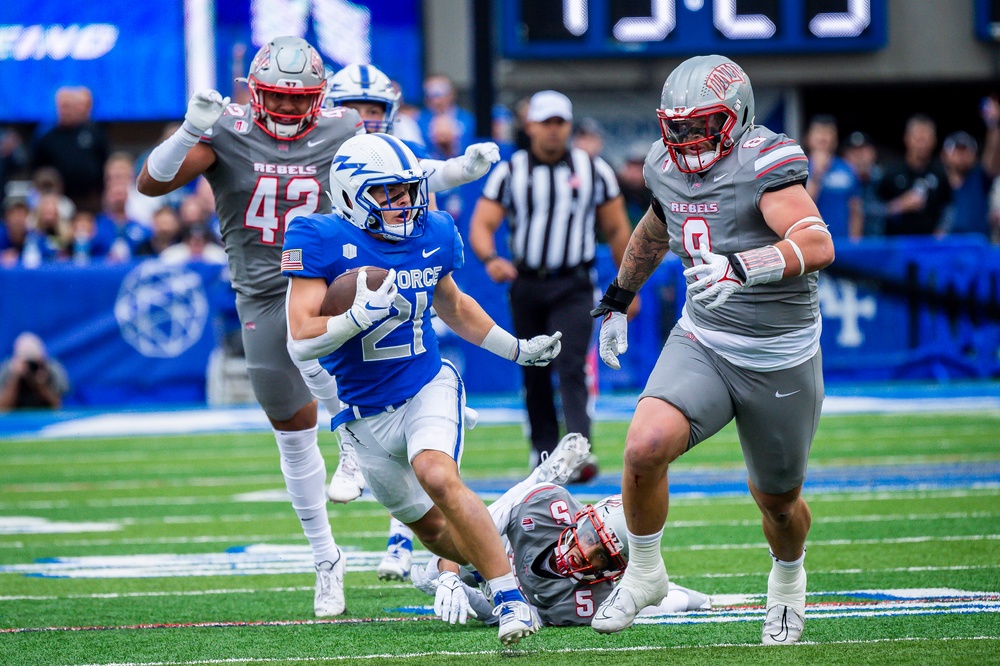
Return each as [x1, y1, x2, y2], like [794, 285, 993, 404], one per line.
[281, 210, 464, 407]
[642, 128, 820, 338]
[504, 485, 615, 626]
[200, 105, 364, 299]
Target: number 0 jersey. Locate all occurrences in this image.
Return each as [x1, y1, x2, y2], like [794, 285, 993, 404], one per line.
[643, 127, 822, 369]
[281, 210, 464, 407]
[201, 104, 364, 299]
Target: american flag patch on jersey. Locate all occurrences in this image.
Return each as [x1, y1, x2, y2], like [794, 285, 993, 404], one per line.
[281, 249, 304, 271]
[521, 517, 535, 531]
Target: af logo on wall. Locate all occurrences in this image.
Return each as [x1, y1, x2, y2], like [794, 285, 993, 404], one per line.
[114, 261, 209, 358]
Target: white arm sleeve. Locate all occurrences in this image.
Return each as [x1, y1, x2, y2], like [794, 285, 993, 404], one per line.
[145, 121, 202, 182]
[419, 158, 458, 193]
[286, 313, 364, 362]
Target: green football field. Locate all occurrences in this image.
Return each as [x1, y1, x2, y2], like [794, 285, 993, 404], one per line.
[1, 411, 998, 665]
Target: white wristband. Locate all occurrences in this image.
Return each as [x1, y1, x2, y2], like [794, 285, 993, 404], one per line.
[146, 120, 202, 182]
[785, 239, 806, 276]
[734, 245, 786, 287]
[286, 313, 364, 361]
[479, 325, 518, 361]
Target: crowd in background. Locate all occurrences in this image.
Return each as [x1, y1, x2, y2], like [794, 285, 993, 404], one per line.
[2, 80, 1000, 273]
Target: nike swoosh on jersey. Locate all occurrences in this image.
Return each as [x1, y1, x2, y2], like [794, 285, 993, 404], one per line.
[775, 390, 801, 398]
[307, 139, 326, 147]
[422, 247, 440, 258]
[713, 173, 729, 182]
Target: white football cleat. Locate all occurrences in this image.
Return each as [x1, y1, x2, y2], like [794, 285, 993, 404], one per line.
[493, 593, 541, 646]
[376, 545, 413, 581]
[762, 604, 805, 644]
[592, 571, 669, 634]
[314, 549, 346, 617]
[328, 441, 365, 503]
[535, 433, 592, 485]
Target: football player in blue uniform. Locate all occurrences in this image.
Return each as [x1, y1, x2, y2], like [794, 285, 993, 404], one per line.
[282, 132, 561, 647]
[323, 63, 501, 582]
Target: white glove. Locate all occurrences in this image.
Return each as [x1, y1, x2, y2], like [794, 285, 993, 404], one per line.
[410, 559, 440, 597]
[683, 249, 744, 311]
[349, 268, 398, 329]
[598, 311, 628, 370]
[515, 332, 562, 367]
[185, 89, 230, 133]
[461, 142, 500, 180]
[434, 571, 470, 625]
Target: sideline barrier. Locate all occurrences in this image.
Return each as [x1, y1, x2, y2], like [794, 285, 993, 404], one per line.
[0, 238, 996, 407]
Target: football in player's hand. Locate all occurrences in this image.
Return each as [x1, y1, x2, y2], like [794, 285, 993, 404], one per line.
[321, 266, 390, 316]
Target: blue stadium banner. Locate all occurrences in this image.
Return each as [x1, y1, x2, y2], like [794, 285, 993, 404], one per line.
[0, 2, 186, 121]
[0, 261, 227, 405]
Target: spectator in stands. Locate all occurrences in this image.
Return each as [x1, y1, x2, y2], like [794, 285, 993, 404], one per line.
[841, 131, 886, 236]
[877, 114, 952, 236]
[30, 86, 109, 214]
[0, 332, 69, 411]
[93, 181, 150, 262]
[0, 198, 30, 266]
[0, 127, 28, 210]
[104, 151, 162, 227]
[387, 80, 426, 147]
[68, 210, 100, 264]
[572, 117, 606, 159]
[990, 174, 1000, 244]
[135, 205, 183, 257]
[937, 97, 1000, 238]
[803, 115, 863, 240]
[159, 223, 227, 265]
[426, 113, 463, 161]
[28, 192, 71, 260]
[616, 142, 653, 227]
[26, 167, 75, 221]
[417, 75, 475, 153]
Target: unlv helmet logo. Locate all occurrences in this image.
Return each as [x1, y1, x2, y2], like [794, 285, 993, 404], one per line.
[705, 62, 746, 100]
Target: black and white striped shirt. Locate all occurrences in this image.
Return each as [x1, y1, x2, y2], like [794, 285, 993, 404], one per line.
[481, 147, 621, 274]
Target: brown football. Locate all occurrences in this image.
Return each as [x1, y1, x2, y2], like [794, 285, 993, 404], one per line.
[320, 266, 390, 316]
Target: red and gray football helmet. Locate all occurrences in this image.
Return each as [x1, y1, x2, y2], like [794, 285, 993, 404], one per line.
[554, 495, 629, 584]
[244, 36, 326, 140]
[657, 54, 756, 173]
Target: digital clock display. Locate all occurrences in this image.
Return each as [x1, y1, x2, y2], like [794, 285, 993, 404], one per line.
[502, 0, 887, 58]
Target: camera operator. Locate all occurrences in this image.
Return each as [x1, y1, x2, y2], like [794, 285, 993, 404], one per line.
[0, 332, 69, 411]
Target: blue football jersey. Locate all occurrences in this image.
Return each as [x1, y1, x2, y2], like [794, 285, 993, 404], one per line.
[282, 209, 464, 407]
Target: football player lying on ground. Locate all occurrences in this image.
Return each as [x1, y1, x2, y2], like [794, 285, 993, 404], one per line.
[411, 433, 711, 627]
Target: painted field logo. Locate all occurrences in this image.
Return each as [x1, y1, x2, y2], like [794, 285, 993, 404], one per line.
[114, 261, 208, 358]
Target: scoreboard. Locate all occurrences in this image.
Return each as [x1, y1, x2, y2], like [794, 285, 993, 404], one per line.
[501, 0, 888, 59]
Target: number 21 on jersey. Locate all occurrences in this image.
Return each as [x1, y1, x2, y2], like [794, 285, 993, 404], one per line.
[246, 177, 321, 243]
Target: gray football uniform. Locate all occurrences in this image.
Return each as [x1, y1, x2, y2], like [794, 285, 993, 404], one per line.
[202, 105, 363, 299]
[640, 128, 824, 494]
[504, 484, 615, 626]
[200, 106, 363, 420]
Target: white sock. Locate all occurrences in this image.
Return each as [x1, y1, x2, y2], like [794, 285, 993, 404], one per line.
[624, 528, 668, 585]
[767, 549, 807, 615]
[486, 572, 520, 603]
[387, 517, 414, 551]
[274, 427, 339, 564]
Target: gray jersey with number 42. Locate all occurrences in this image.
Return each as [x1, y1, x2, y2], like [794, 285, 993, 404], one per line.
[643, 126, 819, 338]
[201, 105, 363, 298]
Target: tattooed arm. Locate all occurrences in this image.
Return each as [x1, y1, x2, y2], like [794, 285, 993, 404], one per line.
[616, 204, 672, 292]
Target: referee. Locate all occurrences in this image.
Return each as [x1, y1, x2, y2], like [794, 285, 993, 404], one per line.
[470, 90, 633, 476]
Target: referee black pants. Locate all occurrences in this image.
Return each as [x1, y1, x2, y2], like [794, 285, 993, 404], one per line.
[509, 273, 595, 458]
